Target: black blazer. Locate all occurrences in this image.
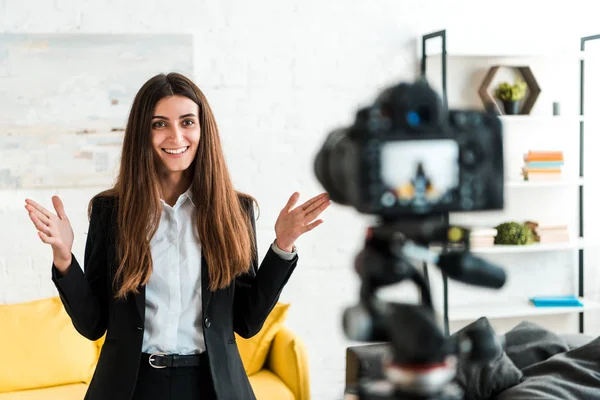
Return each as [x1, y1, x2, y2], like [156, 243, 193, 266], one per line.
[51, 195, 298, 400]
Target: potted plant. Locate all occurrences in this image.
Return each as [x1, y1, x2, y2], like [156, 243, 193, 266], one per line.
[494, 79, 527, 115]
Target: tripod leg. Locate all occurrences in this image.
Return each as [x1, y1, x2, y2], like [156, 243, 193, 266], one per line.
[443, 272, 449, 336]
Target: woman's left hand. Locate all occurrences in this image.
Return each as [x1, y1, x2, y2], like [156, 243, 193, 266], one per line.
[274, 192, 331, 252]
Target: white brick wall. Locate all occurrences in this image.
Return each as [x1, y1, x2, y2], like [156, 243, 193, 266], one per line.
[3, 1, 600, 398]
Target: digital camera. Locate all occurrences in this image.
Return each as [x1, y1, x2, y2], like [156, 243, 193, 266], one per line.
[314, 80, 504, 218]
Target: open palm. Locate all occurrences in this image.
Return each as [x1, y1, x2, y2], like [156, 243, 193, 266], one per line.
[274, 192, 331, 251]
[24, 196, 74, 271]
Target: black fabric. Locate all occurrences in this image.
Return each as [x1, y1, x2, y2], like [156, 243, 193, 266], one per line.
[494, 337, 600, 400]
[449, 318, 600, 400]
[132, 355, 216, 400]
[52, 195, 298, 400]
[561, 333, 595, 350]
[342, 319, 600, 400]
[501, 320, 570, 370]
[452, 317, 523, 400]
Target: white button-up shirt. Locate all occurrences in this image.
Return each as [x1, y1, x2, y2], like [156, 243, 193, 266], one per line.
[142, 186, 295, 355]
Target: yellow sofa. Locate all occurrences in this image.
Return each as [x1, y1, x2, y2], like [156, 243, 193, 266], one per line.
[0, 297, 309, 400]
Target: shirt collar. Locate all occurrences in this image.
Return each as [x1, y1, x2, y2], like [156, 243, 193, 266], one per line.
[182, 184, 195, 207]
[160, 184, 196, 209]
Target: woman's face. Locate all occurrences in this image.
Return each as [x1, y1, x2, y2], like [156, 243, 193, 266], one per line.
[151, 95, 201, 177]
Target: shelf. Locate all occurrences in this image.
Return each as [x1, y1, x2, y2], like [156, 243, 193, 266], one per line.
[423, 51, 599, 61]
[469, 238, 585, 254]
[498, 115, 584, 122]
[430, 238, 586, 255]
[505, 178, 584, 188]
[441, 297, 600, 322]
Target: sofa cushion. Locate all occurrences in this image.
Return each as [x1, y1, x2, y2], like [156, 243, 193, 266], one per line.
[249, 370, 295, 400]
[268, 326, 309, 400]
[236, 302, 290, 376]
[0, 297, 99, 393]
[0, 384, 88, 400]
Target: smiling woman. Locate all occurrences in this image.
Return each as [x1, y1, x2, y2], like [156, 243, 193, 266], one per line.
[23, 72, 331, 400]
[150, 97, 201, 205]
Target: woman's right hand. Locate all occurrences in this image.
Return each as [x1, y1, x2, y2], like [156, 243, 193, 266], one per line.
[25, 196, 74, 274]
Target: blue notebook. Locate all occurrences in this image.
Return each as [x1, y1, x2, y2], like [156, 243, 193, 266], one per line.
[529, 295, 583, 307]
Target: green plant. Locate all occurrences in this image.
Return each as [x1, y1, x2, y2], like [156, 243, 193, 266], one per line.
[494, 79, 528, 101]
[494, 222, 534, 245]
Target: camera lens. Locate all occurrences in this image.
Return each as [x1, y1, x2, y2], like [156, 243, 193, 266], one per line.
[314, 128, 352, 205]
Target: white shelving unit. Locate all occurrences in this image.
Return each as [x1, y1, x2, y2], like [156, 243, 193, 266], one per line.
[469, 238, 585, 254]
[431, 237, 585, 254]
[423, 50, 598, 61]
[446, 298, 600, 322]
[498, 115, 584, 122]
[505, 178, 584, 188]
[422, 30, 592, 335]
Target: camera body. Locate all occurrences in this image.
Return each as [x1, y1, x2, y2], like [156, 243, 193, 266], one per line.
[314, 80, 504, 218]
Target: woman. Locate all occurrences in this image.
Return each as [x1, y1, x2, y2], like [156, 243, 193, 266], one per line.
[24, 72, 330, 400]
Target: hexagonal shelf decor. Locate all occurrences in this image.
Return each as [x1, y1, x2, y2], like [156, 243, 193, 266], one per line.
[478, 65, 541, 115]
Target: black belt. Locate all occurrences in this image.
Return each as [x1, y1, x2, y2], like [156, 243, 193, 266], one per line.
[141, 352, 207, 368]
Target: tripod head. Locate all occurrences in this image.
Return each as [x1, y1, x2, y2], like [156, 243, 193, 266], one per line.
[342, 214, 506, 400]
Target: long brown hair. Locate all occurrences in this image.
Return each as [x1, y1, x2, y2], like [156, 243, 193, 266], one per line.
[91, 72, 257, 299]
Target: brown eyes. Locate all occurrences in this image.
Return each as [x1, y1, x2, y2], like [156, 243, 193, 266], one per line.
[152, 119, 196, 129]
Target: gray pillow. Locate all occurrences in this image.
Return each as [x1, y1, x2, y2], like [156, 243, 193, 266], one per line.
[502, 320, 569, 370]
[494, 337, 600, 400]
[452, 317, 523, 400]
[560, 333, 594, 350]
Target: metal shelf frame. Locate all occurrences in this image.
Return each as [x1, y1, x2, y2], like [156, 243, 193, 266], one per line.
[419, 29, 598, 335]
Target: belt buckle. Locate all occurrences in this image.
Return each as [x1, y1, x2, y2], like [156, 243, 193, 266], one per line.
[148, 352, 168, 369]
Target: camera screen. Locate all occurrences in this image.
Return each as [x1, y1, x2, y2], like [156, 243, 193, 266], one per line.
[380, 139, 460, 206]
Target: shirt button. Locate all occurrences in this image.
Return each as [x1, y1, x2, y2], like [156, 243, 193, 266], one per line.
[204, 318, 211, 328]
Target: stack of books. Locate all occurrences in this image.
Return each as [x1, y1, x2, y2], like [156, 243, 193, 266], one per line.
[522, 151, 564, 181]
[468, 227, 497, 248]
[525, 221, 570, 244]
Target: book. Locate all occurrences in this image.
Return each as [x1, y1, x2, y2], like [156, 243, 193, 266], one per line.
[525, 161, 564, 168]
[524, 221, 570, 243]
[524, 155, 564, 162]
[524, 151, 564, 161]
[529, 295, 583, 307]
[538, 234, 570, 243]
[469, 237, 495, 248]
[537, 223, 569, 230]
[527, 151, 563, 155]
[524, 168, 562, 174]
[469, 228, 498, 237]
[524, 174, 563, 181]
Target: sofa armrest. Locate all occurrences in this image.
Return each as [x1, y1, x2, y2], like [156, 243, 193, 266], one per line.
[266, 325, 310, 400]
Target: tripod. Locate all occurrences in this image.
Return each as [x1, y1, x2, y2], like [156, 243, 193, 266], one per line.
[342, 214, 506, 400]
